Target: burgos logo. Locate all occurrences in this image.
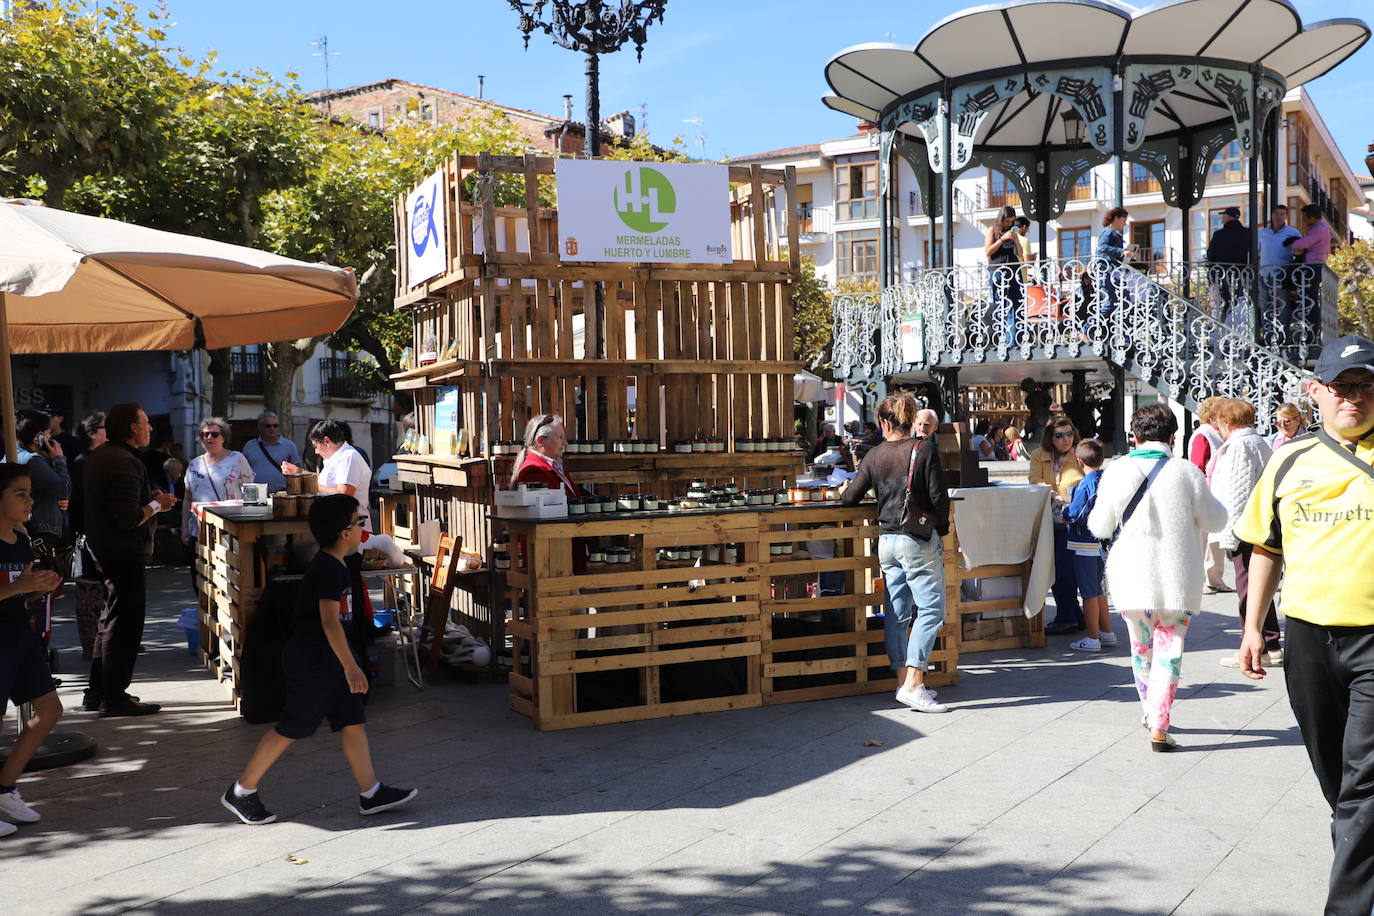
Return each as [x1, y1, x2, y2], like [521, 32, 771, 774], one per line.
[614, 166, 676, 232]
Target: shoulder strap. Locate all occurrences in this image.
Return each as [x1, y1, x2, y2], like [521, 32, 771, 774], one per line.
[1114, 457, 1168, 539]
[899, 438, 920, 526]
[1312, 428, 1374, 482]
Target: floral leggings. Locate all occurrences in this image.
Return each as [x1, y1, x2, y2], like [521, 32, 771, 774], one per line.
[1122, 610, 1191, 731]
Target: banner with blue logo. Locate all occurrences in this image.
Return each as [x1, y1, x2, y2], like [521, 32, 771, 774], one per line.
[555, 159, 731, 264]
[405, 169, 448, 285]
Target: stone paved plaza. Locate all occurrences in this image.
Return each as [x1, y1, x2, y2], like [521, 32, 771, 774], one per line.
[1, 567, 1330, 915]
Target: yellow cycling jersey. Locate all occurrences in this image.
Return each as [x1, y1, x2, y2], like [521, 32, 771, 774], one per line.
[1234, 430, 1374, 627]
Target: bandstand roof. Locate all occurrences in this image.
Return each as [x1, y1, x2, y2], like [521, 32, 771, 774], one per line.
[822, 0, 1369, 148]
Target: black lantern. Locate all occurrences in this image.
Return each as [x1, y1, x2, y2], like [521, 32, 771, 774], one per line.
[1061, 108, 1086, 146]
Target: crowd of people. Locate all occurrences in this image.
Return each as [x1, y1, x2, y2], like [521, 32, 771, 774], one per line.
[0, 405, 384, 836]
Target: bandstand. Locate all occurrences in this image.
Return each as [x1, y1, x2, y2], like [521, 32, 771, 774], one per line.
[823, 0, 1369, 440]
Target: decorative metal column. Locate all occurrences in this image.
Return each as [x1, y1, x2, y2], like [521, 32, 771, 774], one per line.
[510, 1, 667, 158]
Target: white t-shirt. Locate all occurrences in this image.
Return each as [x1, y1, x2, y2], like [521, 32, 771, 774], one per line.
[320, 442, 373, 531]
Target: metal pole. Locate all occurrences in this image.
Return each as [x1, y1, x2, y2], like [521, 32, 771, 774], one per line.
[1180, 141, 1192, 299]
[926, 167, 937, 268]
[1113, 67, 1125, 210]
[1249, 66, 1262, 344]
[879, 135, 892, 286]
[941, 86, 954, 269]
[585, 51, 600, 158]
[585, 50, 608, 432]
[0, 292, 16, 463]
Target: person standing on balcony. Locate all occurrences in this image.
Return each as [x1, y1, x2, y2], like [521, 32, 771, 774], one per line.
[1093, 208, 1134, 332]
[1234, 336, 1374, 915]
[243, 411, 302, 495]
[1206, 206, 1252, 326]
[984, 206, 1022, 347]
[1259, 204, 1302, 334]
[1031, 416, 1085, 635]
[1291, 203, 1332, 266]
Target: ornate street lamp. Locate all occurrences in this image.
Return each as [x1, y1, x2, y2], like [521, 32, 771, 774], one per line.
[509, 0, 668, 158]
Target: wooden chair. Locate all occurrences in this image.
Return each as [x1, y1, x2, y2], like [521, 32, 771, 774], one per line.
[420, 534, 464, 676]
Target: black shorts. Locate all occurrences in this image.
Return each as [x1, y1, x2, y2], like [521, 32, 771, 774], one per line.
[274, 637, 367, 740]
[1, 619, 58, 716]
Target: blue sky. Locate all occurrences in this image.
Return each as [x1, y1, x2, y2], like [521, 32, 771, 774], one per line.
[140, 0, 1372, 173]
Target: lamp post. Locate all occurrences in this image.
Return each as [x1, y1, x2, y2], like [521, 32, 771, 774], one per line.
[509, 1, 668, 437]
[509, 0, 668, 158]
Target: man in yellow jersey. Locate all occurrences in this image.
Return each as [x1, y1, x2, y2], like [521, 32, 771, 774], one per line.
[1234, 334, 1374, 916]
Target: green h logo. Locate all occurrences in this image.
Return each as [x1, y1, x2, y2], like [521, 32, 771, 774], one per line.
[614, 166, 676, 232]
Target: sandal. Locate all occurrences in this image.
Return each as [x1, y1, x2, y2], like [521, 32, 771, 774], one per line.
[1203, 585, 1234, 595]
[1150, 734, 1179, 752]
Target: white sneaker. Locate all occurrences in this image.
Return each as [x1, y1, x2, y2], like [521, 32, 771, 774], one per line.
[0, 789, 39, 824]
[0, 819, 16, 838]
[1069, 637, 1101, 652]
[1263, 650, 1284, 667]
[1219, 654, 1241, 668]
[898, 687, 948, 713]
[1098, 632, 1118, 648]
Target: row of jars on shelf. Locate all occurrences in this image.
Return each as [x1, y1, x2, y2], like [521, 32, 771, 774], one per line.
[484, 438, 802, 456]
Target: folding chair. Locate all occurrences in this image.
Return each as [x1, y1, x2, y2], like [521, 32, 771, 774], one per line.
[420, 534, 464, 676]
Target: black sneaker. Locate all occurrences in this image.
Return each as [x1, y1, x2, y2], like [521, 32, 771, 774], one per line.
[221, 786, 276, 825]
[358, 784, 418, 816]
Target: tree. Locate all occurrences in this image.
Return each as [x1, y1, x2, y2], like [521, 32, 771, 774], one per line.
[791, 257, 835, 374]
[0, 1, 185, 205]
[1331, 239, 1374, 339]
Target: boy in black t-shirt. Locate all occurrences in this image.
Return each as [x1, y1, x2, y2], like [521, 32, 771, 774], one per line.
[221, 494, 417, 825]
[0, 464, 64, 837]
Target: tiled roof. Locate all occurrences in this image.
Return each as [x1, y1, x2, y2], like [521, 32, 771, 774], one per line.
[306, 79, 564, 123]
[729, 143, 822, 163]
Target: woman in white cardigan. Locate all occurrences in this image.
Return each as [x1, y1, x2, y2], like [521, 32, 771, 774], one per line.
[1089, 403, 1226, 751]
[1209, 398, 1282, 667]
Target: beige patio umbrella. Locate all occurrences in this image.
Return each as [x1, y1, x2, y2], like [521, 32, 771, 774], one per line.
[0, 199, 359, 459]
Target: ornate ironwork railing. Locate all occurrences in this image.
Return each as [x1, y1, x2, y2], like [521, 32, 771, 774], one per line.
[320, 357, 381, 401]
[832, 257, 1323, 432]
[229, 350, 264, 397]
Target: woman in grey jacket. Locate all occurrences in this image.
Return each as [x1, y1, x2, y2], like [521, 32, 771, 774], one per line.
[14, 409, 72, 543]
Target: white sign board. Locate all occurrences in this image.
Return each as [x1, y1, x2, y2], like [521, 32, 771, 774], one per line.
[900, 312, 925, 366]
[404, 169, 447, 286]
[555, 159, 731, 264]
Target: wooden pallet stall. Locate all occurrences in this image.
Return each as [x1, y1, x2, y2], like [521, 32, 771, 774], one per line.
[389, 154, 808, 682]
[949, 521, 1044, 653]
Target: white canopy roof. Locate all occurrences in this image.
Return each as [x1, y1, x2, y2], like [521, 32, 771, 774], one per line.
[822, 0, 1369, 148]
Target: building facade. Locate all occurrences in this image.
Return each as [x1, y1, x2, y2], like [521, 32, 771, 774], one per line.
[736, 88, 1362, 291]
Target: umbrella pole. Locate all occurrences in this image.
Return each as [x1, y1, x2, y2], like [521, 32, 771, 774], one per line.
[0, 292, 15, 462]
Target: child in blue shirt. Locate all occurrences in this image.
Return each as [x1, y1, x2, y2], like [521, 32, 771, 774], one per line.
[1065, 439, 1116, 651]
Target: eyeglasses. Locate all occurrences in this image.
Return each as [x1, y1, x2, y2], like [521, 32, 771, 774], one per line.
[1322, 379, 1374, 399]
[201, 430, 222, 439]
[342, 518, 365, 530]
[1053, 431, 1075, 440]
[261, 423, 279, 429]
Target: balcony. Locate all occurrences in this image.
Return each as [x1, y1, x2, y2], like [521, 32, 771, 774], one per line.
[797, 206, 831, 244]
[320, 357, 380, 401]
[229, 351, 264, 398]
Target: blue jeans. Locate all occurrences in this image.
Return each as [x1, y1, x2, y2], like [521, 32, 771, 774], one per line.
[878, 533, 946, 671]
[1050, 524, 1083, 626]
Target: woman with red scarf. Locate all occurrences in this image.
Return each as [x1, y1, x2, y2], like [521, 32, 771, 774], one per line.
[510, 415, 586, 573]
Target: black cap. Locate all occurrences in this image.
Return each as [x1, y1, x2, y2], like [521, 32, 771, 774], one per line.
[1314, 335, 1374, 383]
[40, 404, 63, 417]
[1221, 206, 1241, 218]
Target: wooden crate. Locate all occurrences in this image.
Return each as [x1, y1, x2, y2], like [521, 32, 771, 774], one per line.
[505, 511, 766, 730]
[759, 507, 958, 705]
[947, 523, 1045, 654]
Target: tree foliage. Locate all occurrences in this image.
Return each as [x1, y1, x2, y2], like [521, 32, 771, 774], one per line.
[791, 256, 835, 374]
[1331, 238, 1374, 339]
